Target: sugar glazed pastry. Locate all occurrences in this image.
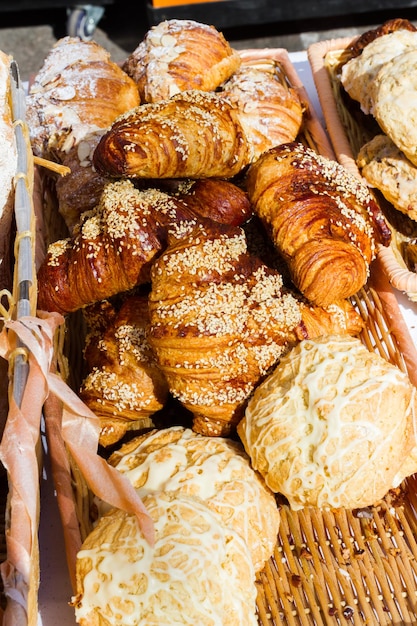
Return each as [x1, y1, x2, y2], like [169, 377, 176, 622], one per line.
[147, 221, 365, 437]
[73, 491, 258, 626]
[122, 18, 241, 102]
[245, 142, 391, 307]
[238, 334, 417, 510]
[340, 26, 417, 116]
[106, 426, 280, 572]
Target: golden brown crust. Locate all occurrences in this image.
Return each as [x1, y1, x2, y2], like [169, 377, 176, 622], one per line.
[122, 18, 241, 102]
[37, 181, 175, 314]
[345, 18, 417, 62]
[26, 36, 140, 159]
[219, 59, 303, 160]
[80, 296, 169, 446]
[147, 221, 364, 436]
[92, 90, 251, 179]
[245, 142, 391, 307]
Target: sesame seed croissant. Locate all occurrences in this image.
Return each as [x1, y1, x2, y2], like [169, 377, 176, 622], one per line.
[79, 296, 169, 447]
[147, 222, 364, 437]
[37, 178, 252, 315]
[92, 90, 252, 180]
[245, 142, 392, 307]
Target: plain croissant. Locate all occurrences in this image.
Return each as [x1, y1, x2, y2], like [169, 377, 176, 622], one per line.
[245, 142, 392, 307]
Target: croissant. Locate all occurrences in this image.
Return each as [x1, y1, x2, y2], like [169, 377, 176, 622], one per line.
[79, 295, 169, 446]
[37, 178, 252, 315]
[122, 18, 241, 102]
[92, 90, 252, 179]
[26, 36, 140, 159]
[245, 142, 392, 307]
[219, 59, 303, 161]
[147, 221, 365, 437]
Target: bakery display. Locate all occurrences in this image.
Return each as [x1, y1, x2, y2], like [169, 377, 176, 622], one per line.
[10, 15, 417, 626]
[122, 18, 241, 102]
[105, 426, 280, 572]
[238, 334, 417, 510]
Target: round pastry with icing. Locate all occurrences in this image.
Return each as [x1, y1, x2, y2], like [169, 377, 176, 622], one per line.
[105, 426, 280, 572]
[73, 491, 258, 626]
[237, 334, 417, 510]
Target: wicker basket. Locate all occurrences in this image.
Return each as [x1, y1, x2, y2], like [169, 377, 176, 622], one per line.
[308, 37, 417, 302]
[39, 49, 417, 626]
[0, 60, 42, 626]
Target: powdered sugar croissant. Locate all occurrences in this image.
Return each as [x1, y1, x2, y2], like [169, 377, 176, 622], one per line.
[219, 58, 303, 161]
[246, 142, 391, 307]
[147, 221, 365, 437]
[122, 18, 241, 102]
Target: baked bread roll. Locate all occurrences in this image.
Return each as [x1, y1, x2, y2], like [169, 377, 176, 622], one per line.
[219, 59, 303, 160]
[122, 18, 241, 102]
[26, 36, 140, 159]
[148, 222, 365, 437]
[79, 296, 169, 447]
[106, 426, 280, 572]
[357, 134, 417, 221]
[245, 142, 391, 307]
[340, 27, 417, 116]
[92, 90, 252, 180]
[238, 334, 417, 510]
[370, 48, 417, 167]
[73, 492, 257, 626]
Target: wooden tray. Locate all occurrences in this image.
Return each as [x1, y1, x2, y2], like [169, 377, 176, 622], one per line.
[308, 37, 417, 303]
[39, 48, 417, 626]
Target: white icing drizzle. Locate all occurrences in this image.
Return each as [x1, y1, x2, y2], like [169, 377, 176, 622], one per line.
[239, 335, 417, 509]
[75, 492, 257, 626]
[100, 426, 279, 572]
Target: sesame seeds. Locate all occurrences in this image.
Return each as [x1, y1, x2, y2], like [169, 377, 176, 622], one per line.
[149, 229, 303, 409]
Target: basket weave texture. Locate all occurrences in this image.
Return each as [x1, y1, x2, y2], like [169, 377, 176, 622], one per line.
[40, 48, 417, 626]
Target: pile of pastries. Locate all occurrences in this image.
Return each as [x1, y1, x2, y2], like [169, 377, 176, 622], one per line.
[15, 17, 417, 625]
[338, 18, 417, 222]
